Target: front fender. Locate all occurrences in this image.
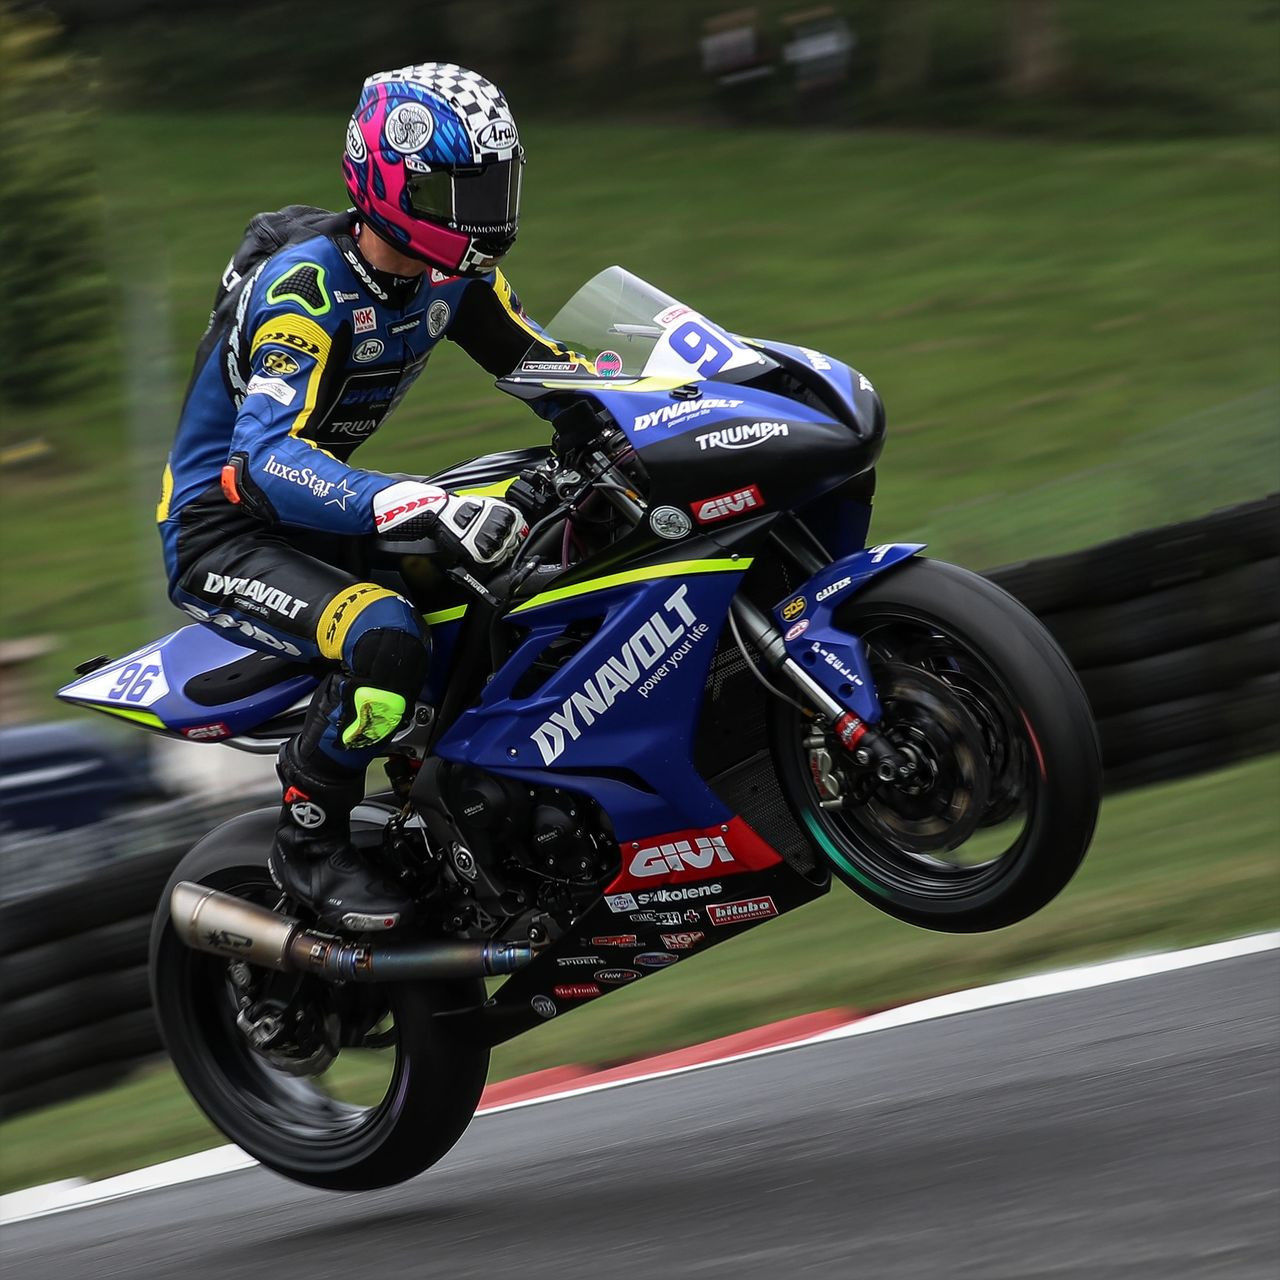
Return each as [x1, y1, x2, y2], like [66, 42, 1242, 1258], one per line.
[771, 543, 924, 724]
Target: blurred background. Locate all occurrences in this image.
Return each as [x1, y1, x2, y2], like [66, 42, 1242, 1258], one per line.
[0, 0, 1277, 1194]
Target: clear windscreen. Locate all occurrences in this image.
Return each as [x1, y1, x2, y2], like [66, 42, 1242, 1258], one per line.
[512, 266, 774, 383]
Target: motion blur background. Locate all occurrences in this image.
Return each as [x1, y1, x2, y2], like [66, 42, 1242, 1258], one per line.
[0, 0, 1276, 1192]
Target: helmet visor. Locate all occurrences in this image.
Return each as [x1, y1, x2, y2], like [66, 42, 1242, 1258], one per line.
[405, 152, 524, 237]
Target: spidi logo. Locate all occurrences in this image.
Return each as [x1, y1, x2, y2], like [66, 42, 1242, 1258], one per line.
[530, 585, 698, 764]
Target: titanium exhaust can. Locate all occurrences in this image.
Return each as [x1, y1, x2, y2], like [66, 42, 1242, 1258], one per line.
[168, 881, 534, 980]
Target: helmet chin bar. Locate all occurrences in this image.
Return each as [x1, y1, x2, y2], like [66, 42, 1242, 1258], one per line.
[457, 239, 510, 275]
[355, 200, 516, 278]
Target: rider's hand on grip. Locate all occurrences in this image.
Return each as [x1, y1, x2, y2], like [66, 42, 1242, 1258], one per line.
[373, 480, 527, 568]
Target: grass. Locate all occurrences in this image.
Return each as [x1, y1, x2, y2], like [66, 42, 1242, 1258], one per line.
[1, 115, 1278, 705]
[1, 754, 1277, 1193]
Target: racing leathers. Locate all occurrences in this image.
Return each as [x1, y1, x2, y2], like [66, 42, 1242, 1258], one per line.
[157, 205, 564, 927]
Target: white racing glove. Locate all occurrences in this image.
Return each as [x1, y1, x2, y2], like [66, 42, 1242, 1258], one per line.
[373, 480, 526, 568]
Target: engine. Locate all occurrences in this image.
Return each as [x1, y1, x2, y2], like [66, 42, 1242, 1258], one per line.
[410, 758, 617, 941]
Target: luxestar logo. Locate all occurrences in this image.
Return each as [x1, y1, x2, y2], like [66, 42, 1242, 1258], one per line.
[262, 454, 334, 498]
[531, 585, 697, 764]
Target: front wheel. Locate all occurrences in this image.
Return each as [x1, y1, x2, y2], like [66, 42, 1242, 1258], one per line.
[148, 810, 490, 1191]
[771, 558, 1101, 932]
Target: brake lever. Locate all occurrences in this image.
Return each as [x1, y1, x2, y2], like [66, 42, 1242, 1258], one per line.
[444, 563, 502, 610]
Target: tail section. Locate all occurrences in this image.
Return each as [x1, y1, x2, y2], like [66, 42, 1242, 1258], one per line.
[59, 625, 318, 744]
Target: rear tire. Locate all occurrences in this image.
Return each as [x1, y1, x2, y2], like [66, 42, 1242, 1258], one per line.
[771, 558, 1101, 932]
[149, 809, 489, 1191]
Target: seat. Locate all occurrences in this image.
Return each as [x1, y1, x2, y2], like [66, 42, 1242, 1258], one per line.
[183, 649, 313, 707]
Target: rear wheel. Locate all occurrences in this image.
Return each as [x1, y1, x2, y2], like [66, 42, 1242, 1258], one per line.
[148, 810, 489, 1191]
[771, 558, 1101, 931]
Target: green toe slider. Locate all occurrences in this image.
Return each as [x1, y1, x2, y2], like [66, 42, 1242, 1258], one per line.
[343, 686, 407, 749]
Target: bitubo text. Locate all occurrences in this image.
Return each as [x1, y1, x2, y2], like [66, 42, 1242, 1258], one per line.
[531, 585, 699, 764]
[811, 642, 864, 686]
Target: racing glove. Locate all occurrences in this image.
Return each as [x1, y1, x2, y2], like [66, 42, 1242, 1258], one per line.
[373, 480, 526, 568]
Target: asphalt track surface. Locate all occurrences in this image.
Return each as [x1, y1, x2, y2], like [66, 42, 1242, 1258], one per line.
[4, 951, 1278, 1279]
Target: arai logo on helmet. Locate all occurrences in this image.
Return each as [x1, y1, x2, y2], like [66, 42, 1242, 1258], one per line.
[354, 339, 384, 363]
[384, 101, 435, 155]
[476, 118, 519, 151]
[345, 117, 367, 164]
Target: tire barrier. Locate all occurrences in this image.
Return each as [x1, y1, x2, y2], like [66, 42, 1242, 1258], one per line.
[986, 494, 1280, 789]
[0, 797, 257, 1121]
[1, 496, 1276, 1120]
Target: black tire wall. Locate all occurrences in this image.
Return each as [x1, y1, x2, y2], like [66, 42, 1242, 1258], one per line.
[986, 495, 1280, 787]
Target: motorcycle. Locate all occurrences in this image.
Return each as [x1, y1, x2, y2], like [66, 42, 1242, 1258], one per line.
[60, 267, 1101, 1191]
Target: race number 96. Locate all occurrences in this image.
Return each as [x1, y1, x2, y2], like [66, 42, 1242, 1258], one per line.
[667, 320, 732, 377]
[108, 661, 163, 703]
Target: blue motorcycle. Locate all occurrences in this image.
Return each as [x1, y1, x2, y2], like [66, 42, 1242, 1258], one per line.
[62, 268, 1101, 1191]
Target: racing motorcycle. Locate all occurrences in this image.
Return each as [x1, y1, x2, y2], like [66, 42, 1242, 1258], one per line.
[60, 267, 1101, 1191]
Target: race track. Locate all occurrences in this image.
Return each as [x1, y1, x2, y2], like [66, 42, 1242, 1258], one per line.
[4, 950, 1278, 1279]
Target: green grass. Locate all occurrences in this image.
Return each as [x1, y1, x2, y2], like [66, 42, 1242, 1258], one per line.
[1, 755, 1276, 1193]
[1, 115, 1277, 706]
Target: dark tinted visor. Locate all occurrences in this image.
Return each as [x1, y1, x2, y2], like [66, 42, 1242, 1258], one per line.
[406, 152, 524, 235]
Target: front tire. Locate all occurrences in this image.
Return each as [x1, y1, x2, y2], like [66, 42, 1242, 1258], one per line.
[771, 558, 1101, 931]
[148, 809, 490, 1191]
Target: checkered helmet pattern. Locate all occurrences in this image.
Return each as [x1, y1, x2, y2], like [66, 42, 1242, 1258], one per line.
[343, 64, 523, 274]
[364, 63, 520, 163]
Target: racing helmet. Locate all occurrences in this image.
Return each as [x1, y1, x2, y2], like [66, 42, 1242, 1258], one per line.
[342, 64, 524, 275]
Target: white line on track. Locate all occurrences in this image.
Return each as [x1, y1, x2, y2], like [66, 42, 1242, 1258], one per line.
[3, 929, 1276, 1225]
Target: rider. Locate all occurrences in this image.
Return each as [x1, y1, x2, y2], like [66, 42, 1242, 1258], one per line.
[157, 64, 570, 931]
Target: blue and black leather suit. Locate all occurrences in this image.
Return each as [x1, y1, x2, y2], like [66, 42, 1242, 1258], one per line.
[158, 205, 560, 772]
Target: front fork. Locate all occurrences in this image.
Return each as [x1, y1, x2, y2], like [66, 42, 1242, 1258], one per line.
[730, 598, 909, 784]
[730, 535, 926, 782]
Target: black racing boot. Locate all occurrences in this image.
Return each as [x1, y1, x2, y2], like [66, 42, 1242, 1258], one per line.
[267, 749, 413, 932]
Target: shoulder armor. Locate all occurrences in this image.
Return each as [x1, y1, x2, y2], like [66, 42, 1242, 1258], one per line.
[266, 261, 332, 318]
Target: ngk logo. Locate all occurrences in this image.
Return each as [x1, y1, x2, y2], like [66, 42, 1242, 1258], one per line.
[629, 835, 735, 878]
[691, 484, 763, 525]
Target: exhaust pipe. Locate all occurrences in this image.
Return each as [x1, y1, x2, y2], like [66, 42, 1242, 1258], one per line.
[169, 881, 535, 981]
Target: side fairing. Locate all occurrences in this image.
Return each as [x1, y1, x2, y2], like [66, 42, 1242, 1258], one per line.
[434, 561, 751, 840]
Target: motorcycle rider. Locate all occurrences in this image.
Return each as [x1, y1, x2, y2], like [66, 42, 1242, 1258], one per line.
[157, 64, 573, 930]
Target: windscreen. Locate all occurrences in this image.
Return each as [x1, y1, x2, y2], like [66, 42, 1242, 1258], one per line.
[514, 266, 773, 383]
